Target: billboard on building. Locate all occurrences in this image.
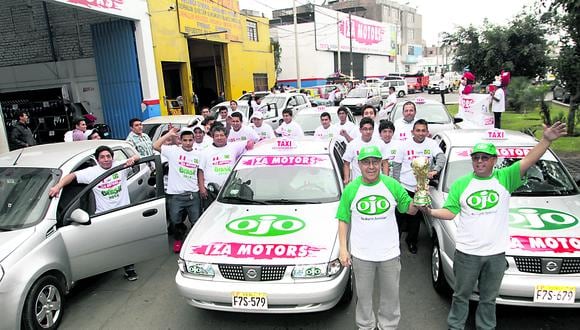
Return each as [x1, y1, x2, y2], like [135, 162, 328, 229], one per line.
[405, 44, 423, 64]
[177, 0, 243, 42]
[48, 0, 146, 20]
[314, 6, 396, 56]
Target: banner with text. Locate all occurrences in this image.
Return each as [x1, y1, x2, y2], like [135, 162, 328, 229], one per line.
[458, 93, 494, 129]
[178, 0, 242, 42]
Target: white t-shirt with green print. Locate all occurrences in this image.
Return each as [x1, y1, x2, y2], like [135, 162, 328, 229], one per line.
[443, 162, 523, 256]
[336, 175, 412, 261]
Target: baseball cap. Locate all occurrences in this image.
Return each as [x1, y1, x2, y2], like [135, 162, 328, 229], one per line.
[357, 145, 383, 161]
[250, 111, 263, 120]
[471, 142, 497, 156]
[192, 124, 204, 132]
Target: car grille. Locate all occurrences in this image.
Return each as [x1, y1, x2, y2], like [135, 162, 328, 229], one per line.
[218, 264, 287, 281]
[513, 257, 580, 274]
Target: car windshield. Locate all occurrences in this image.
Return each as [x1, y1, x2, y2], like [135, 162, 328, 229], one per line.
[0, 167, 56, 229]
[218, 155, 340, 204]
[347, 89, 368, 98]
[294, 112, 340, 133]
[259, 95, 286, 110]
[392, 103, 451, 123]
[443, 148, 578, 196]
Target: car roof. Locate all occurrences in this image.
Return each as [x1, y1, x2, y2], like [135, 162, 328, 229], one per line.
[436, 129, 538, 148]
[142, 115, 202, 125]
[0, 140, 135, 168]
[243, 137, 335, 156]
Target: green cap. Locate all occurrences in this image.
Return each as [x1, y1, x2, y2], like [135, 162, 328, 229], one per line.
[358, 145, 383, 161]
[471, 142, 497, 156]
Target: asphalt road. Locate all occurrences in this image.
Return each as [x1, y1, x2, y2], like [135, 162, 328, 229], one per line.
[60, 226, 580, 330]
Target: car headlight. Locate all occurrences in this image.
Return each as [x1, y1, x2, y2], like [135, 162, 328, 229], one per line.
[178, 259, 215, 277]
[292, 259, 343, 278]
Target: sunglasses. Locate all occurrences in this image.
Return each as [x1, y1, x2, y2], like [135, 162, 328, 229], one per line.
[360, 158, 381, 166]
[471, 154, 492, 162]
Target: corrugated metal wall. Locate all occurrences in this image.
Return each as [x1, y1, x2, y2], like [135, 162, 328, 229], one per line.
[91, 20, 142, 139]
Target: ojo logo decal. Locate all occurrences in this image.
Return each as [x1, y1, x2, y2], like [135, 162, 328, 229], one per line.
[466, 190, 499, 210]
[509, 208, 579, 230]
[226, 215, 305, 236]
[356, 195, 390, 215]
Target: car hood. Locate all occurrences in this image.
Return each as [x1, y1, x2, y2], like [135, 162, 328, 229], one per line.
[182, 202, 339, 265]
[0, 227, 35, 262]
[341, 97, 366, 105]
[507, 195, 580, 256]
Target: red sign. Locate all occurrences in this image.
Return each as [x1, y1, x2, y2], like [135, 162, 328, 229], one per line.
[67, 0, 123, 10]
[511, 235, 580, 253]
[339, 18, 384, 45]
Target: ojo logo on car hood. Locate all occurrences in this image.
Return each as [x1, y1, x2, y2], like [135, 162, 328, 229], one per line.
[226, 214, 305, 236]
[466, 190, 499, 210]
[509, 208, 579, 230]
[356, 195, 390, 215]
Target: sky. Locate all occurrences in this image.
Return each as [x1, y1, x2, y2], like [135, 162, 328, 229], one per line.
[239, 0, 537, 45]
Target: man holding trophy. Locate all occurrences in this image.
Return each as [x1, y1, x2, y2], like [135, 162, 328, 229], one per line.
[393, 119, 446, 253]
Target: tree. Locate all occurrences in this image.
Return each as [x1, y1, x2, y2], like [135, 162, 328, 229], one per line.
[271, 38, 282, 80]
[443, 12, 550, 83]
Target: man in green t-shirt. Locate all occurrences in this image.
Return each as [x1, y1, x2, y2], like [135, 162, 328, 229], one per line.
[423, 122, 567, 330]
[337, 145, 418, 330]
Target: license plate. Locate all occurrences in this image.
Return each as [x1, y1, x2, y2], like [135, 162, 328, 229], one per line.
[533, 285, 576, 304]
[231, 291, 268, 310]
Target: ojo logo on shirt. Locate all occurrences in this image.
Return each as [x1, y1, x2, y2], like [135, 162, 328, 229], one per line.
[356, 195, 390, 215]
[226, 214, 305, 236]
[466, 190, 499, 210]
[509, 208, 579, 230]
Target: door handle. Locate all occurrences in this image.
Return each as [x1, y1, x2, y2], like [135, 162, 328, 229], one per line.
[138, 179, 143, 185]
[142, 209, 158, 217]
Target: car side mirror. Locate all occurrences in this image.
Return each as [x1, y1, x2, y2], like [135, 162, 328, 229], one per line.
[453, 117, 463, 123]
[70, 208, 91, 225]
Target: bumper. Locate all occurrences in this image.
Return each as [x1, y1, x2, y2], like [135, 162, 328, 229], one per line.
[491, 273, 580, 307]
[175, 268, 349, 313]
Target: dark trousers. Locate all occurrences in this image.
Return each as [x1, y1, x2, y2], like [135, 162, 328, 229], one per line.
[440, 90, 445, 104]
[494, 112, 502, 129]
[396, 190, 422, 244]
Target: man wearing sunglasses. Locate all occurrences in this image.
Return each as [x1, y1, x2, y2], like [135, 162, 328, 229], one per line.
[421, 122, 567, 330]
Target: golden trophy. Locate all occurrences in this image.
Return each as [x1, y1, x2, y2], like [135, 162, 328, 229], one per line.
[411, 156, 432, 206]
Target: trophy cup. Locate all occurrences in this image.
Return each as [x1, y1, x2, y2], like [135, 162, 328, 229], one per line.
[411, 156, 431, 206]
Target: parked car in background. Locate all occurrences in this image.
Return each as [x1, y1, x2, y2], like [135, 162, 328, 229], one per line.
[384, 97, 462, 136]
[553, 85, 571, 104]
[258, 92, 312, 129]
[339, 87, 382, 115]
[428, 77, 452, 94]
[379, 79, 408, 98]
[293, 106, 356, 136]
[209, 91, 271, 122]
[142, 115, 204, 142]
[426, 129, 580, 307]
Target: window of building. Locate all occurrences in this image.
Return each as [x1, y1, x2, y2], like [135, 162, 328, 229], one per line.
[253, 73, 268, 91]
[408, 29, 414, 40]
[247, 20, 258, 41]
[391, 9, 398, 19]
[408, 13, 414, 23]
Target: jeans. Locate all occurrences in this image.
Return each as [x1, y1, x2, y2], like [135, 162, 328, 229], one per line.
[396, 190, 422, 245]
[352, 256, 401, 330]
[448, 250, 506, 330]
[167, 192, 201, 241]
[493, 112, 502, 129]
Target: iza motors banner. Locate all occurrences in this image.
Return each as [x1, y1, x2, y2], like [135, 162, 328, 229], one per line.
[48, 0, 144, 20]
[314, 6, 395, 56]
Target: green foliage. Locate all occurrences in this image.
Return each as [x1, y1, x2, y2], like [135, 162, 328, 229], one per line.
[271, 38, 282, 78]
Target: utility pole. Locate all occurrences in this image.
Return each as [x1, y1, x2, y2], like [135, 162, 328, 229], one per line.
[337, 12, 341, 73]
[293, 0, 301, 89]
[349, 12, 353, 79]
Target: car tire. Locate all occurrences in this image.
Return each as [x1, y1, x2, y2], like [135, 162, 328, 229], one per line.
[431, 237, 451, 295]
[398, 91, 405, 97]
[22, 274, 65, 330]
[339, 267, 354, 305]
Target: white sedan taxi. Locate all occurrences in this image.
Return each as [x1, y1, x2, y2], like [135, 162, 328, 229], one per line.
[176, 137, 352, 313]
[426, 129, 580, 307]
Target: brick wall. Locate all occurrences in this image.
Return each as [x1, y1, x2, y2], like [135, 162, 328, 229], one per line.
[0, 0, 114, 67]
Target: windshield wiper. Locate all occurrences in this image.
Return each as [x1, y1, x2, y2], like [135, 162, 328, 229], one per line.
[427, 121, 448, 125]
[513, 191, 563, 196]
[262, 199, 320, 204]
[220, 196, 269, 205]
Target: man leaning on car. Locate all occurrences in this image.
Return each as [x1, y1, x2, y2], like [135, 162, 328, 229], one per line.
[421, 122, 567, 330]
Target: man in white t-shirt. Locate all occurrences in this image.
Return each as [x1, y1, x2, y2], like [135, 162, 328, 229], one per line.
[250, 111, 275, 141]
[393, 119, 445, 254]
[314, 111, 340, 139]
[379, 86, 397, 118]
[153, 128, 201, 253]
[275, 108, 304, 138]
[362, 105, 381, 140]
[198, 125, 254, 209]
[327, 89, 336, 105]
[393, 101, 417, 142]
[342, 117, 386, 185]
[423, 122, 566, 330]
[216, 105, 229, 124]
[48, 145, 140, 281]
[228, 111, 259, 143]
[378, 120, 400, 177]
[192, 125, 212, 152]
[491, 81, 505, 129]
[337, 106, 358, 143]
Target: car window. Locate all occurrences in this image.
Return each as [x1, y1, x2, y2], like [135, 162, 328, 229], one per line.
[143, 124, 161, 140]
[288, 97, 298, 107]
[333, 144, 345, 181]
[392, 104, 451, 123]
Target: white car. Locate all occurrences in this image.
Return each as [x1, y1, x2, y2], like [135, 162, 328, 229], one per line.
[293, 106, 356, 136]
[339, 87, 382, 115]
[257, 93, 312, 129]
[176, 137, 352, 313]
[142, 115, 204, 142]
[384, 97, 462, 136]
[0, 141, 167, 329]
[426, 129, 580, 307]
[379, 78, 408, 98]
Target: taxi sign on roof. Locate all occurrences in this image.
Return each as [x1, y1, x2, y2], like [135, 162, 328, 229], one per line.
[317, 105, 326, 111]
[415, 97, 426, 104]
[485, 129, 506, 140]
[272, 139, 296, 150]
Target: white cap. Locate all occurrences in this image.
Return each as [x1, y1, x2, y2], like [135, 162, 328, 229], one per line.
[192, 124, 204, 132]
[250, 111, 263, 120]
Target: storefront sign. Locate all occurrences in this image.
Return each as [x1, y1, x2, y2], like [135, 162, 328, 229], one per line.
[49, 0, 144, 20]
[178, 0, 242, 42]
[511, 236, 580, 253]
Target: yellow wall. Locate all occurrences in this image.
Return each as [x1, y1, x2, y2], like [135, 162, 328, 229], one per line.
[147, 0, 194, 115]
[224, 15, 276, 99]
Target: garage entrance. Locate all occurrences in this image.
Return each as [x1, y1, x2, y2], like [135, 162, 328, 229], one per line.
[188, 39, 226, 109]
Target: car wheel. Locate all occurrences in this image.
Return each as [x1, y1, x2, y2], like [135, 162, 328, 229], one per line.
[431, 237, 451, 295]
[22, 275, 65, 330]
[398, 91, 405, 97]
[339, 267, 353, 305]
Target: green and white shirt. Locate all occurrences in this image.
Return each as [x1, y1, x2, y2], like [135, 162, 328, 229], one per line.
[443, 162, 523, 256]
[336, 175, 412, 261]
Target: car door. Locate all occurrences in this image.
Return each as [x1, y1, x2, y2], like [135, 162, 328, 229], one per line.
[113, 147, 153, 202]
[59, 155, 166, 281]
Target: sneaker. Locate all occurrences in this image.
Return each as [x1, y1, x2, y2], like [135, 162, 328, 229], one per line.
[173, 240, 183, 253]
[124, 269, 138, 281]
